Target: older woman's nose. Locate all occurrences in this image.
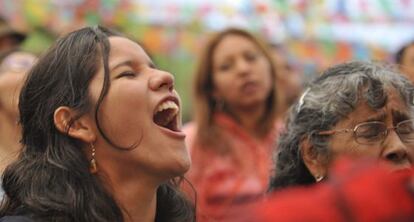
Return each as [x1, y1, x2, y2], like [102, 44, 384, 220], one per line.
[382, 131, 412, 169]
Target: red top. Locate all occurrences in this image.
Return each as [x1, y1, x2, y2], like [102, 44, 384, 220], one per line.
[248, 159, 414, 222]
[183, 113, 283, 221]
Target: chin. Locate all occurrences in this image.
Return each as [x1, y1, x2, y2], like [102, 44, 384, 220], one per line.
[154, 159, 191, 183]
[172, 143, 191, 171]
[240, 100, 266, 109]
[168, 154, 191, 178]
[239, 95, 267, 105]
[156, 142, 191, 178]
[176, 154, 192, 174]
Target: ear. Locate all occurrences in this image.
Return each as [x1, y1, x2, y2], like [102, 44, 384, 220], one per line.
[300, 136, 327, 180]
[54, 106, 96, 143]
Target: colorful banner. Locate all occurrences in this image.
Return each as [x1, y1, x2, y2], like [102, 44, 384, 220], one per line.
[2, 0, 411, 71]
[1, 0, 413, 120]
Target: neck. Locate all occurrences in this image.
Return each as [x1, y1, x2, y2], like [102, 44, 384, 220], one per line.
[0, 111, 21, 172]
[227, 103, 266, 137]
[99, 161, 160, 222]
[118, 183, 157, 222]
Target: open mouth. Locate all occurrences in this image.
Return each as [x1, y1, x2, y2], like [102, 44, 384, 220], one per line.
[153, 100, 179, 132]
[241, 81, 259, 93]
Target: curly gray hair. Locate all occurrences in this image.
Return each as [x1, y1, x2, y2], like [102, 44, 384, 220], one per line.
[269, 61, 414, 190]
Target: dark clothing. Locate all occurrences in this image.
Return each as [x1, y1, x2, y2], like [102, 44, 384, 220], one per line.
[0, 216, 34, 222]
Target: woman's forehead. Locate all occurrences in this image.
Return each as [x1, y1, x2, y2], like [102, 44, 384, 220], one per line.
[109, 37, 141, 54]
[340, 92, 411, 127]
[108, 37, 149, 65]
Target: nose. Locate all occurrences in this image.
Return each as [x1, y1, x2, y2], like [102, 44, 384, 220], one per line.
[382, 130, 412, 169]
[149, 69, 174, 92]
[235, 58, 251, 76]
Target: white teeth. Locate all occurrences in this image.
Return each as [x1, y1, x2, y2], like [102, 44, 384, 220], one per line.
[157, 100, 179, 114]
[154, 100, 180, 130]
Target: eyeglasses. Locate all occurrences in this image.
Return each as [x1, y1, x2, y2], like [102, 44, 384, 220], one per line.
[317, 119, 414, 145]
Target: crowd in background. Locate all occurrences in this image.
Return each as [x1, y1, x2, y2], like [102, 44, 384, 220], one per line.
[1, 3, 414, 221]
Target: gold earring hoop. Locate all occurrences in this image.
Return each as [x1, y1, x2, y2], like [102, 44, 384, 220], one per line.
[90, 143, 98, 174]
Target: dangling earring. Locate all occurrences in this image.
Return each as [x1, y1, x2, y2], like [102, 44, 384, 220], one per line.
[90, 143, 98, 174]
[315, 175, 324, 182]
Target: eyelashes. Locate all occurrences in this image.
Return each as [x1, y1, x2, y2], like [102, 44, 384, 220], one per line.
[116, 71, 138, 79]
[216, 52, 261, 72]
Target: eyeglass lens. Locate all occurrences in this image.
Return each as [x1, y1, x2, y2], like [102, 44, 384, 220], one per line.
[355, 120, 414, 144]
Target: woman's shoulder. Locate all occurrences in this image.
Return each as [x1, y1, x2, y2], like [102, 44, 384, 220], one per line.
[0, 216, 34, 222]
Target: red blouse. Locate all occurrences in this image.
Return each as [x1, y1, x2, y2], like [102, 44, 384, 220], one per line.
[183, 113, 283, 221]
[249, 159, 414, 222]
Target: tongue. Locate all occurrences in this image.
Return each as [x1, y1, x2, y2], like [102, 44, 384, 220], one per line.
[154, 109, 175, 129]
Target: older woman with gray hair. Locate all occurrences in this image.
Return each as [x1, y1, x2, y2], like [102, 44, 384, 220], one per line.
[270, 61, 414, 191]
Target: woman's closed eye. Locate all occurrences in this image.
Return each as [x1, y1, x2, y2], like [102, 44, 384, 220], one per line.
[358, 127, 383, 139]
[218, 62, 232, 72]
[244, 52, 258, 62]
[356, 123, 386, 140]
[116, 71, 138, 79]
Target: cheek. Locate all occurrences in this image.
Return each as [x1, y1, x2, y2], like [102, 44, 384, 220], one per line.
[98, 85, 149, 143]
[108, 86, 148, 121]
[256, 60, 273, 83]
[330, 137, 381, 160]
[263, 72, 273, 92]
[258, 69, 273, 96]
[213, 74, 235, 96]
[329, 135, 356, 157]
[213, 72, 229, 86]
[1, 74, 24, 90]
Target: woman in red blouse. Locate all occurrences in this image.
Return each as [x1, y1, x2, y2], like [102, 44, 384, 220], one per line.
[183, 28, 285, 221]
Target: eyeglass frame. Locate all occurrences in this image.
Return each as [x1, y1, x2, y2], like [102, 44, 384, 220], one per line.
[317, 119, 414, 145]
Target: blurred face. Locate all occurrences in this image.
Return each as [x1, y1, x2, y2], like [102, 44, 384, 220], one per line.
[326, 89, 414, 170]
[401, 44, 414, 83]
[88, 37, 190, 180]
[271, 48, 302, 105]
[0, 52, 36, 116]
[211, 34, 273, 111]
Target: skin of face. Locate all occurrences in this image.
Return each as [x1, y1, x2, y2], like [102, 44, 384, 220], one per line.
[88, 37, 191, 183]
[326, 89, 414, 171]
[0, 52, 36, 117]
[401, 44, 414, 82]
[0, 51, 36, 171]
[211, 34, 273, 112]
[271, 48, 302, 105]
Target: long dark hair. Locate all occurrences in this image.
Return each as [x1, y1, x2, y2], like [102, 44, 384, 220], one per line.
[0, 26, 194, 222]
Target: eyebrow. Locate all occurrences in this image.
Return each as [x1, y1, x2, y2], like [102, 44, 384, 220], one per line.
[110, 60, 156, 71]
[110, 60, 134, 71]
[392, 110, 410, 125]
[364, 112, 386, 122]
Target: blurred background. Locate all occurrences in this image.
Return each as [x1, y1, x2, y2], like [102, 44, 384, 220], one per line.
[1, 0, 414, 121]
